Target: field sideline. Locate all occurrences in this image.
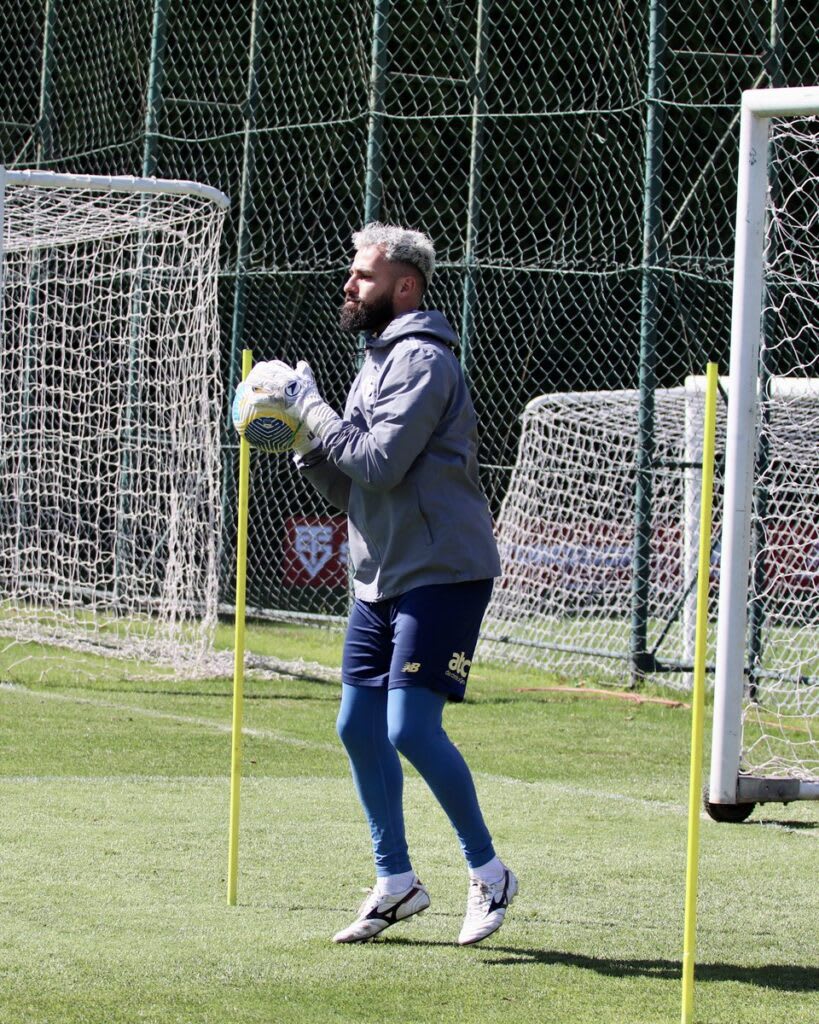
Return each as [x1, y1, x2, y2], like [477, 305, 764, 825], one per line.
[0, 621, 816, 1024]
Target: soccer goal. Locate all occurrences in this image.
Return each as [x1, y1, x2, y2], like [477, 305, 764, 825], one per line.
[478, 381, 728, 687]
[479, 385, 704, 688]
[707, 88, 819, 818]
[0, 169, 229, 680]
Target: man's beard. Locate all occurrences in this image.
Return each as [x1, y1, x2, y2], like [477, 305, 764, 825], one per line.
[339, 295, 395, 333]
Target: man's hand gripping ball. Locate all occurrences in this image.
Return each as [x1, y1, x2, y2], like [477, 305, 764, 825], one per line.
[232, 359, 338, 455]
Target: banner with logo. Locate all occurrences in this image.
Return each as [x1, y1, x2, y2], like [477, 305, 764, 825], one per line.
[283, 516, 348, 588]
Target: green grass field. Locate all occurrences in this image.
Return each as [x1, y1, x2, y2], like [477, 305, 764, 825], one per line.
[1, 621, 817, 1024]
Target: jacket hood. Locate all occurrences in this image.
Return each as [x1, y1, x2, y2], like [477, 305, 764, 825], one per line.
[365, 309, 460, 354]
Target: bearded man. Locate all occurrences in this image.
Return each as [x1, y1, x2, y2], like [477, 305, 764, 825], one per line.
[235, 223, 518, 946]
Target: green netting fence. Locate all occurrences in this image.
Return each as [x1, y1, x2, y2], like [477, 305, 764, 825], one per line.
[0, 0, 815, 684]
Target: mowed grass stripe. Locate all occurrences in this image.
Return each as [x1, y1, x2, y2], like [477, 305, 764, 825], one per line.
[4, 682, 819, 837]
[1, 644, 818, 1024]
[1, 681, 340, 752]
[3, 682, 694, 817]
[1, 773, 817, 1024]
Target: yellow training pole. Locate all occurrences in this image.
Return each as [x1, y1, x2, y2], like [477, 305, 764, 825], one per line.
[227, 348, 252, 907]
[681, 362, 719, 1023]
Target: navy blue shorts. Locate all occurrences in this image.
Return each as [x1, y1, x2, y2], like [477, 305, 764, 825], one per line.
[341, 579, 494, 703]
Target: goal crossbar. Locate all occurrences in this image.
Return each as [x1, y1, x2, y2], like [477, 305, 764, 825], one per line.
[1, 167, 230, 208]
[742, 85, 819, 117]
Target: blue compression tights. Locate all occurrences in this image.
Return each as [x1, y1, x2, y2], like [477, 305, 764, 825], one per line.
[336, 682, 495, 876]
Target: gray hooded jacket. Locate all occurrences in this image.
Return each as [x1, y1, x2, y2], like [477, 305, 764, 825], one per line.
[298, 310, 501, 601]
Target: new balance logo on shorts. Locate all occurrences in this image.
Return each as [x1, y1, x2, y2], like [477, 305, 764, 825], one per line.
[447, 651, 472, 680]
[402, 661, 421, 673]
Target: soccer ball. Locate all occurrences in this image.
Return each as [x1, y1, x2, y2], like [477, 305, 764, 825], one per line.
[232, 379, 300, 453]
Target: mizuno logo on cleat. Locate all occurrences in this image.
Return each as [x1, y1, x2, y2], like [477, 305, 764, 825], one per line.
[488, 873, 510, 912]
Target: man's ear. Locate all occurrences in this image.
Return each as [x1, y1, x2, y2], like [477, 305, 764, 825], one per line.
[396, 273, 421, 302]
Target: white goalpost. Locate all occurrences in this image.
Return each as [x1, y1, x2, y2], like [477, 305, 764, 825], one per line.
[481, 88, 819, 817]
[708, 88, 819, 817]
[0, 169, 229, 679]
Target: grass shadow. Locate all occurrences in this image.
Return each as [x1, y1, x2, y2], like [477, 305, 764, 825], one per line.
[752, 819, 818, 831]
[377, 938, 818, 992]
[381, 937, 817, 992]
[476, 947, 819, 991]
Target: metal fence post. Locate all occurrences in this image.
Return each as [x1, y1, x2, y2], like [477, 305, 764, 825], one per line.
[460, 0, 491, 389]
[36, 0, 57, 167]
[143, 0, 169, 177]
[630, 0, 667, 682]
[227, 0, 266, 429]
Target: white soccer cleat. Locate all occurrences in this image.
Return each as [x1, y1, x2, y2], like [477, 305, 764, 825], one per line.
[458, 867, 518, 946]
[332, 878, 431, 943]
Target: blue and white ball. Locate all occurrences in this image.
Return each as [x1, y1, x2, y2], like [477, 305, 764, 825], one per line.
[232, 379, 300, 454]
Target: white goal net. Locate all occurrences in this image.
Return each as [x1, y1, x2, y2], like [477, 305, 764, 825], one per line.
[478, 384, 726, 688]
[480, 371, 818, 709]
[0, 171, 229, 680]
[734, 112, 819, 785]
[741, 383, 819, 782]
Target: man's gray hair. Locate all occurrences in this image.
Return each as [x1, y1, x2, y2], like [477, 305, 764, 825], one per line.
[352, 222, 435, 286]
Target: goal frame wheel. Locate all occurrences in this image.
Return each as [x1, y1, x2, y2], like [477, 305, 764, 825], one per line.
[702, 785, 755, 823]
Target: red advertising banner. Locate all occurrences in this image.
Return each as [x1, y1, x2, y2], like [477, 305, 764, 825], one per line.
[283, 516, 348, 587]
[496, 517, 819, 599]
[284, 514, 819, 595]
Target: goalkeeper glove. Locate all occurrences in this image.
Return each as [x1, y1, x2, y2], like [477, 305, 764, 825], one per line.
[242, 359, 294, 403]
[233, 359, 295, 432]
[290, 420, 322, 458]
[234, 359, 321, 456]
[236, 357, 339, 446]
[278, 360, 341, 440]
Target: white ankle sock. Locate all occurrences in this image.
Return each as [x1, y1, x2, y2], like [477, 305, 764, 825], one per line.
[469, 856, 504, 885]
[376, 870, 416, 896]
